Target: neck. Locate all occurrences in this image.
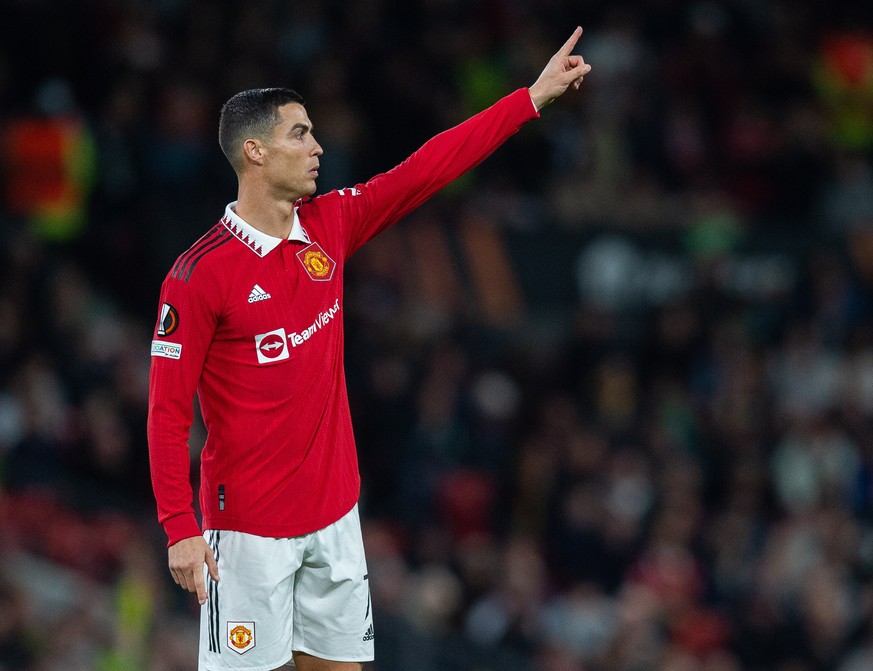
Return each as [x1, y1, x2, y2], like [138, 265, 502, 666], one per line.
[234, 179, 301, 239]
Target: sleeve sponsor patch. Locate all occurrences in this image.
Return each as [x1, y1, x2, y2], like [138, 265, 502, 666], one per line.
[157, 303, 179, 336]
[151, 340, 182, 359]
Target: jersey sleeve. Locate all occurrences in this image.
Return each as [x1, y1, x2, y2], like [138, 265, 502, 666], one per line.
[338, 88, 539, 258]
[147, 269, 220, 547]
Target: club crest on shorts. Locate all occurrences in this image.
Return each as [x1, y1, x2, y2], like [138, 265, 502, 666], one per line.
[296, 242, 335, 281]
[227, 621, 255, 654]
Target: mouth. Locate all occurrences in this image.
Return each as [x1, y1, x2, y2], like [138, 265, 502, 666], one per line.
[309, 165, 319, 178]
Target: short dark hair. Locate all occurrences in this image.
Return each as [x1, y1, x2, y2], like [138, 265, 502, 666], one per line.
[218, 87, 305, 172]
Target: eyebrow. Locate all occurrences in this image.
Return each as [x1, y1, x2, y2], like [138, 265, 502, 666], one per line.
[290, 122, 312, 135]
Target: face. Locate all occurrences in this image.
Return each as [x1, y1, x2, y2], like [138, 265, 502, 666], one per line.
[259, 102, 323, 201]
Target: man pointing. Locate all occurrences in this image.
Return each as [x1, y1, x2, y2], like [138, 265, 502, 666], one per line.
[148, 26, 591, 671]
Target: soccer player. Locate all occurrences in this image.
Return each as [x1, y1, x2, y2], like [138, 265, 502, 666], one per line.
[148, 27, 591, 671]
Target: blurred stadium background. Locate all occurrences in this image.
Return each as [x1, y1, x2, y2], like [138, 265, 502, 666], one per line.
[2, 0, 873, 669]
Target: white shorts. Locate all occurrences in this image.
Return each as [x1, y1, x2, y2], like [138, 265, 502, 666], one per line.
[198, 505, 374, 670]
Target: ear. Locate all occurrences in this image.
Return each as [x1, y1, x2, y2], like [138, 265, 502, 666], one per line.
[243, 138, 266, 166]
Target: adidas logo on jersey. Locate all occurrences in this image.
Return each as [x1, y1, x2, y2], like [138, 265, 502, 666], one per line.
[248, 284, 272, 303]
[362, 624, 375, 642]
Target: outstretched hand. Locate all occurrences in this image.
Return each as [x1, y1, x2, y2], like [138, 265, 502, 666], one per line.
[529, 27, 591, 110]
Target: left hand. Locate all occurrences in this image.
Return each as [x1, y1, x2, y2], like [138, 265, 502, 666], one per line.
[528, 27, 592, 110]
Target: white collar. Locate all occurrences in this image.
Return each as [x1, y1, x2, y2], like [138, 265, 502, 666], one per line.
[221, 201, 311, 257]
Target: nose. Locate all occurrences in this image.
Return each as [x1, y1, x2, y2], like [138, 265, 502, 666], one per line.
[311, 139, 323, 157]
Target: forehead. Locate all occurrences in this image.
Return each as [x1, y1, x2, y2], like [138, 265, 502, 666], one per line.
[275, 102, 311, 129]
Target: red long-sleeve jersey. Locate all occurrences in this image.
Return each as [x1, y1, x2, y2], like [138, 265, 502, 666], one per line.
[148, 88, 539, 546]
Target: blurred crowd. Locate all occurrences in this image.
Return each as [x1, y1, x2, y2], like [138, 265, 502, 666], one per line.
[2, 0, 873, 669]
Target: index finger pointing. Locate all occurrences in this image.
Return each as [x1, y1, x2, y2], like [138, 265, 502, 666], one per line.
[194, 568, 208, 605]
[559, 26, 583, 56]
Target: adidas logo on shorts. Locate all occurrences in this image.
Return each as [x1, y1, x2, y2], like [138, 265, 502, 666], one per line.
[362, 624, 375, 642]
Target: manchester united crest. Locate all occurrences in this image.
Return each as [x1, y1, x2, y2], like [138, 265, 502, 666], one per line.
[296, 242, 335, 281]
[227, 621, 255, 654]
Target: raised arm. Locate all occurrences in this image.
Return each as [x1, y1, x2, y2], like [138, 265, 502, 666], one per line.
[528, 26, 592, 110]
[332, 26, 592, 256]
